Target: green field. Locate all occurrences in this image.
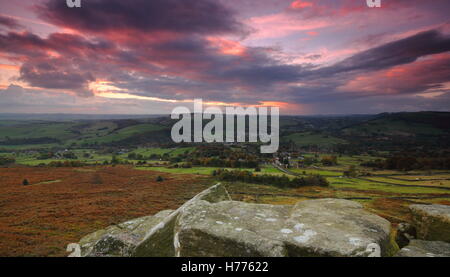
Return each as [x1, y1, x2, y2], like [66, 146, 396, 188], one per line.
[70, 123, 166, 145]
[0, 119, 169, 149]
[328, 177, 449, 194]
[136, 165, 291, 177]
[9, 146, 195, 166]
[283, 132, 347, 147]
[127, 147, 195, 157]
[342, 117, 445, 136]
[0, 122, 75, 140]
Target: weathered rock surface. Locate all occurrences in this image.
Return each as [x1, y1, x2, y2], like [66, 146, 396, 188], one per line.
[395, 223, 416, 248]
[175, 198, 392, 257]
[75, 184, 395, 257]
[80, 209, 174, 257]
[409, 204, 450, 242]
[395, 240, 450, 257]
[132, 183, 231, 256]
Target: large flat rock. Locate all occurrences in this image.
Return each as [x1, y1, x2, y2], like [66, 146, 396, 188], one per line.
[395, 240, 450, 257]
[79, 209, 174, 257]
[75, 185, 396, 257]
[409, 204, 450, 243]
[132, 183, 231, 256]
[175, 198, 393, 257]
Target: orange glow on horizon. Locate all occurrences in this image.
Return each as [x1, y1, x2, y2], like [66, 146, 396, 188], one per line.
[96, 90, 299, 111]
[207, 37, 247, 56]
[0, 64, 20, 71]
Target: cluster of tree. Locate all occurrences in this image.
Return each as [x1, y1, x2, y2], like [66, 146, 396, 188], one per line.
[47, 160, 86, 167]
[128, 152, 146, 160]
[212, 169, 329, 188]
[191, 145, 261, 159]
[0, 156, 15, 166]
[297, 156, 318, 167]
[169, 162, 193, 168]
[129, 151, 188, 161]
[61, 152, 78, 159]
[191, 157, 259, 168]
[361, 155, 450, 171]
[343, 165, 358, 177]
[37, 152, 54, 160]
[320, 155, 338, 166]
[103, 155, 138, 166]
[37, 151, 78, 160]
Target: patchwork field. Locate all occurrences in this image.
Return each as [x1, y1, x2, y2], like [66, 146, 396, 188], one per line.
[0, 155, 449, 257]
[131, 160, 450, 223]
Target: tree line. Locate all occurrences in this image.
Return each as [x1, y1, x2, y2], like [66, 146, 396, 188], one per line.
[213, 169, 329, 188]
[361, 155, 450, 171]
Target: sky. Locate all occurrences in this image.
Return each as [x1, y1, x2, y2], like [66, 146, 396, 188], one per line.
[0, 0, 449, 115]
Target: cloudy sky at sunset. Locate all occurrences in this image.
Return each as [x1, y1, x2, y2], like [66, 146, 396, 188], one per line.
[0, 0, 449, 114]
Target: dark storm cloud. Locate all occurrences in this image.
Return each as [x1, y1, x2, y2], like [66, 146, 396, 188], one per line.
[0, 15, 22, 29]
[39, 0, 246, 35]
[2, 0, 450, 108]
[0, 31, 114, 58]
[19, 59, 95, 96]
[318, 30, 450, 76]
[219, 64, 305, 86]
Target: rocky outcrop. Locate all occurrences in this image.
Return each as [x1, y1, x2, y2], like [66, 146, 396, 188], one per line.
[75, 183, 395, 257]
[409, 204, 450, 242]
[132, 183, 231, 257]
[395, 240, 450, 257]
[176, 198, 392, 257]
[395, 223, 416, 248]
[80, 209, 174, 257]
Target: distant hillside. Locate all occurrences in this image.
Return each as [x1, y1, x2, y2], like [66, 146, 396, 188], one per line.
[0, 112, 448, 151]
[0, 118, 171, 150]
[0, 113, 163, 121]
[341, 112, 450, 137]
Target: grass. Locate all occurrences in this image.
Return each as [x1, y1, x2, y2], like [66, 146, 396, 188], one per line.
[283, 132, 347, 147]
[368, 176, 450, 188]
[0, 166, 210, 257]
[0, 120, 171, 148]
[390, 174, 450, 180]
[136, 165, 293, 177]
[343, 118, 444, 136]
[126, 146, 195, 158]
[136, 166, 219, 175]
[73, 123, 165, 145]
[328, 177, 449, 194]
[290, 168, 341, 177]
[0, 122, 75, 140]
[36, 180, 62, 185]
[11, 147, 197, 166]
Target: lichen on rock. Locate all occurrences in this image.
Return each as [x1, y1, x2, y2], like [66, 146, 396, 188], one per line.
[74, 183, 396, 257]
[409, 204, 450, 243]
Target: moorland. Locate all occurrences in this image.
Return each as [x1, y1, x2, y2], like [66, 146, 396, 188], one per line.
[0, 111, 449, 256]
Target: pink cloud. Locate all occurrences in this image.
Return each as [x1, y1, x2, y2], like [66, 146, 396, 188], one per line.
[246, 12, 330, 40]
[306, 31, 318, 36]
[290, 1, 313, 9]
[338, 53, 450, 96]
